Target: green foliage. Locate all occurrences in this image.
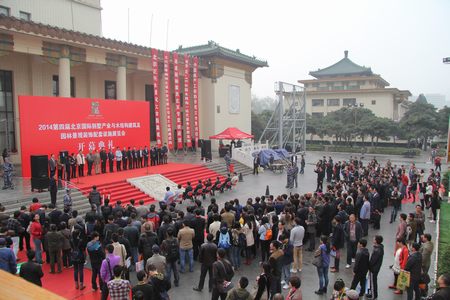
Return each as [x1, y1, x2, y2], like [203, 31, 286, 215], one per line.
[438, 203, 450, 276]
[251, 110, 273, 141]
[399, 99, 439, 149]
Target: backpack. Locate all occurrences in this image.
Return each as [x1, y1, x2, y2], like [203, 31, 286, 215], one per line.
[218, 231, 231, 249]
[165, 238, 179, 262]
[148, 215, 160, 230]
[264, 224, 272, 241]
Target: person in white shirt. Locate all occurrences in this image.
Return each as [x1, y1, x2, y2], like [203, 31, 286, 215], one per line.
[76, 150, 85, 177]
[163, 187, 175, 204]
[290, 218, 305, 273]
[115, 147, 123, 171]
[208, 214, 221, 238]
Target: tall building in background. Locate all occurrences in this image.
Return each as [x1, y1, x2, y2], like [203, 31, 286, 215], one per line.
[0, 0, 102, 36]
[298, 51, 411, 121]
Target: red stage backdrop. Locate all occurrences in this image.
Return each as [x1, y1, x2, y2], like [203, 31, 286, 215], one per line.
[19, 96, 150, 177]
[184, 55, 192, 148]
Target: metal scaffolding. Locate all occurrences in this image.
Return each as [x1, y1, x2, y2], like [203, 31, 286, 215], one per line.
[258, 81, 306, 153]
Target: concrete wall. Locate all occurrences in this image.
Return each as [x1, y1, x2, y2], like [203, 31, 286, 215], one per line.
[2, 0, 102, 36]
[213, 66, 251, 136]
[306, 91, 399, 120]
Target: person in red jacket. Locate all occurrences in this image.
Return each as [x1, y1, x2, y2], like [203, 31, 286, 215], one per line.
[30, 213, 43, 264]
[29, 197, 41, 213]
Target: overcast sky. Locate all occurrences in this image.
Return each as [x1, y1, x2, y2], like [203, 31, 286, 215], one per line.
[101, 0, 450, 103]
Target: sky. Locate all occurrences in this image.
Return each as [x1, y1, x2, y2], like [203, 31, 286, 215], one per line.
[101, 0, 450, 103]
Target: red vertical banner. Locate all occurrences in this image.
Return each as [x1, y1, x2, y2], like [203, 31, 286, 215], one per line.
[173, 53, 183, 150]
[151, 48, 162, 147]
[184, 54, 192, 148]
[193, 56, 200, 147]
[163, 51, 174, 150]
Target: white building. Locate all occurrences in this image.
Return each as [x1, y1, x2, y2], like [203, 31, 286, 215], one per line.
[298, 51, 411, 121]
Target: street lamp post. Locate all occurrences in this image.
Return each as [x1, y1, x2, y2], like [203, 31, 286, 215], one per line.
[347, 102, 364, 144]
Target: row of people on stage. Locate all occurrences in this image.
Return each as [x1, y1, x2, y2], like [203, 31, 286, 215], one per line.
[49, 144, 169, 181]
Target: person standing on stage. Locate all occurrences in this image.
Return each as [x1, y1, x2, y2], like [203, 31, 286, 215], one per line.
[143, 146, 149, 167]
[150, 146, 157, 166]
[100, 147, 107, 174]
[115, 147, 122, 171]
[162, 143, 168, 164]
[49, 153, 57, 178]
[132, 147, 138, 169]
[107, 148, 114, 173]
[69, 153, 77, 179]
[76, 150, 85, 177]
[93, 150, 101, 175]
[49, 175, 57, 207]
[127, 147, 133, 170]
[137, 147, 143, 168]
[86, 150, 94, 176]
[64, 155, 71, 182]
[157, 146, 163, 165]
[122, 147, 128, 170]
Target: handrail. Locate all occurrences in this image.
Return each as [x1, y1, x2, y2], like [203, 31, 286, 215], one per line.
[231, 142, 269, 168]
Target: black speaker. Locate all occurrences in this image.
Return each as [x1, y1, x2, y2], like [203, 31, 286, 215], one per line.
[59, 150, 69, 165]
[30, 155, 49, 191]
[201, 140, 212, 161]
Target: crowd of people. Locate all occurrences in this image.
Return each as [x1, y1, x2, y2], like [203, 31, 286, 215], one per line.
[49, 144, 169, 182]
[0, 155, 449, 300]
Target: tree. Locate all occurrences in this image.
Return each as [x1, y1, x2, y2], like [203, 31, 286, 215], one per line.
[436, 106, 450, 137]
[251, 109, 273, 141]
[400, 97, 439, 150]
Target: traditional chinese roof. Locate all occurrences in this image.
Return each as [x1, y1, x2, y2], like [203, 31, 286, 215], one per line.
[0, 15, 153, 56]
[309, 50, 373, 78]
[175, 41, 268, 68]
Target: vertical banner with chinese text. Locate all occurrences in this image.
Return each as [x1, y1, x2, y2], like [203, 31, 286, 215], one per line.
[163, 51, 174, 150]
[193, 56, 200, 147]
[184, 54, 192, 148]
[173, 53, 183, 150]
[151, 48, 162, 147]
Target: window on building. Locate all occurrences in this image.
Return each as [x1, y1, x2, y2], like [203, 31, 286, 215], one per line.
[19, 11, 31, 21]
[347, 85, 360, 90]
[105, 81, 117, 99]
[52, 75, 76, 97]
[0, 6, 10, 16]
[0, 70, 16, 151]
[312, 112, 324, 118]
[312, 99, 324, 107]
[371, 100, 376, 105]
[343, 98, 357, 106]
[312, 83, 319, 87]
[327, 99, 340, 106]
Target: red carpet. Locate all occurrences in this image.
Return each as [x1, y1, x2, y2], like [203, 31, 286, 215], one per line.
[17, 249, 97, 300]
[75, 163, 224, 207]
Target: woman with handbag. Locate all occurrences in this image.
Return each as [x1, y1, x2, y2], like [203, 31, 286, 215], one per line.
[314, 235, 331, 295]
[389, 238, 408, 295]
[71, 229, 86, 290]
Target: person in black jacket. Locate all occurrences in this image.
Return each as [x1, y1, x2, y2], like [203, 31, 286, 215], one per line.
[344, 214, 363, 268]
[191, 209, 206, 261]
[350, 239, 370, 297]
[405, 243, 423, 300]
[330, 215, 345, 273]
[19, 250, 44, 286]
[86, 232, 104, 291]
[367, 235, 384, 299]
[427, 273, 450, 300]
[193, 233, 218, 292]
[211, 248, 234, 300]
[99, 147, 107, 174]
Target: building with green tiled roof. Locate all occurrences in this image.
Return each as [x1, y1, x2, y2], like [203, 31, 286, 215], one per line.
[298, 50, 411, 121]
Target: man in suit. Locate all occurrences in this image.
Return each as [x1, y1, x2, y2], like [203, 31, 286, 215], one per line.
[350, 239, 370, 297]
[150, 147, 157, 166]
[132, 147, 138, 169]
[191, 209, 206, 261]
[162, 143, 168, 164]
[127, 147, 133, 170]
[49, 154, 57, 178]
[107, 148, 115, 173]
[253, 154, 260, 175]
[100, 147, 107, 173]
[122, 147, 128, 170]
[49, 175, 57, 207]
[137, 147, 143, 168]
[193, 233, 217, 293]
[404, 243, 423, 300]
[143, 146, 149, 167]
